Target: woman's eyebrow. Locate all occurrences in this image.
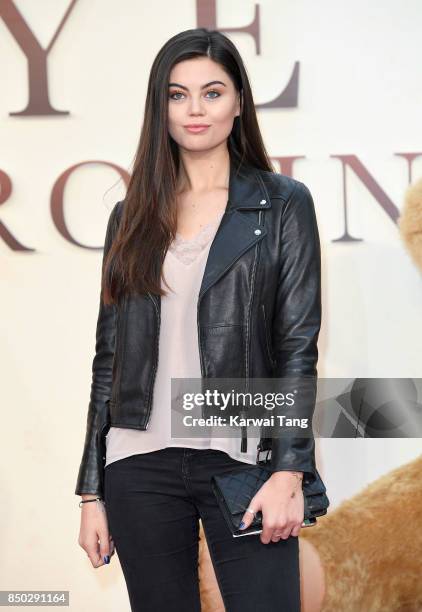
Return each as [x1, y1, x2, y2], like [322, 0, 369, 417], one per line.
[168, 80, 227, 90]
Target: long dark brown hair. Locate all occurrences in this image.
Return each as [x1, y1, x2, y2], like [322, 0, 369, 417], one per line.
[102, 27, 274, 305]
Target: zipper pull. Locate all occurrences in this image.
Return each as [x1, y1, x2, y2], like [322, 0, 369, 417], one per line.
[239, 409, 247, 453]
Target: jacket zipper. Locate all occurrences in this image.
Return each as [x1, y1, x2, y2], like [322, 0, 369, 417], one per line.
[145, 292, 160, 429]
[261, 303, 276, 369]
[240, 208, 263, 452]
[197, 299, 203, 376]
[245, 209, 263, 381]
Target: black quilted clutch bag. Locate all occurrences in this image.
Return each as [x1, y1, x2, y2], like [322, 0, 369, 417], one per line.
[211, 465, 330, 538]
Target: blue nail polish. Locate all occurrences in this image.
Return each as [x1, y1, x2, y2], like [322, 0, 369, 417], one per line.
[239, 522, 245, 529]
[104, 555, 110, 564]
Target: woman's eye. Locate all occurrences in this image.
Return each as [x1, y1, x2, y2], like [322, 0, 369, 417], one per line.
[205, 90, 220, 99]
[168, 90, 221, 101]
[169, 91, 184, 100]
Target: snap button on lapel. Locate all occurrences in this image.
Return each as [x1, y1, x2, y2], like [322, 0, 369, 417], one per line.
[254, 229, 262, 235]
[259, 199, 266, 205]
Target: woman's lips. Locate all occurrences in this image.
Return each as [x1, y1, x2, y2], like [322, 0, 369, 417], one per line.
[184, 125, 210, 133]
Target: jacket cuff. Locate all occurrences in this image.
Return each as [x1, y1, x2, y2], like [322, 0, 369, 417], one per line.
[74, 404, 104, 497]
[269, 436, 317, 483]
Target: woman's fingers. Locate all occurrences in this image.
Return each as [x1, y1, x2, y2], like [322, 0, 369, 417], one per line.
[84, 532, 114, 568]
[290, 524, 302, 538]
[270, 524, 292, 542]
[98, 529, 113, 565]
[82, 532, 104, 568]
[257, 475, 305, 543]
[238, 493, 261, 531]
[261, 517, 286, 544]
[79, 508, 115, 568]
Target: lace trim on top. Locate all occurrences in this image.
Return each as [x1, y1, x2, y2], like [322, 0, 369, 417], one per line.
[168, 211, 225, 265]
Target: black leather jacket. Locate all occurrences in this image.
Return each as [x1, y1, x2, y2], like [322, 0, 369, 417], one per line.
[75, 158, 322, 497]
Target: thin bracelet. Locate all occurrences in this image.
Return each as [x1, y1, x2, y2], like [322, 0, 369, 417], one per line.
[283, 472, 303, 498]
[79, 497, 104, 508]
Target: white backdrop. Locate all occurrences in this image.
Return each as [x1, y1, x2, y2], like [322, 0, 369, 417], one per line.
[1, 1, 421, 609]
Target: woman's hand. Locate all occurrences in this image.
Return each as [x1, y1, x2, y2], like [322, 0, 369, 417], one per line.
[78, 497, 116, 568]
[239, 471, 304, 544]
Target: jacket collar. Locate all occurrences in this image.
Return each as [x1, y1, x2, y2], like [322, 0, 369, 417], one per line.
[225, 156, 272, 213]
[198, 157, 271, 299]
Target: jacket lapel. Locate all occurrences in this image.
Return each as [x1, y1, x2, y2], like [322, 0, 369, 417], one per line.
[148, 158, 273, 309]
[198, 158, 272, 299]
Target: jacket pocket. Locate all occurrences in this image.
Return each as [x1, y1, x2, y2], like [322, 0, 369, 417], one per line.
[261, 304, 276, 370]
[199, 324, 246, 378]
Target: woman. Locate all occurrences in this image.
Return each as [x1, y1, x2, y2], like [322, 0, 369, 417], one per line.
[76, 27, 322, 612]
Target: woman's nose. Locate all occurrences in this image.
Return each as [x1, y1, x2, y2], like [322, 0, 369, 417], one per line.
[188, 96, 205, 114]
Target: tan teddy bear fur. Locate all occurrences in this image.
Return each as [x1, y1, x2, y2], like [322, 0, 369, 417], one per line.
[398, 176, 422, 273]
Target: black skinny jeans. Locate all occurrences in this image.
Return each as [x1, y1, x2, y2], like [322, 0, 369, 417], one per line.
[104, 447, 301, 612]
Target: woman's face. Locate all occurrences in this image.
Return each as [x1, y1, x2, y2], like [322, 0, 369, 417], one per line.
[167, 56, 241, 154]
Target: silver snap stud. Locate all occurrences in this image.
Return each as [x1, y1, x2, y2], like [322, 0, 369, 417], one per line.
[254, 229, 262, 235]
[260, 199, 266, 205]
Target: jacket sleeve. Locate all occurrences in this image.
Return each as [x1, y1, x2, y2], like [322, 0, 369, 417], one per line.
[74, 201, 122, 496]
[269, 180, 322, 482]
